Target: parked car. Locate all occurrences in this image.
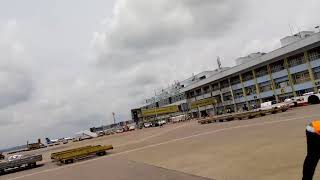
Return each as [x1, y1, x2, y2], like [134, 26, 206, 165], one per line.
[96, 131, 105, 137]
[158, 120, 166, 126]
[170, 115, 187, 123]
[116, 128, 124, 133]
[144, 122, 152, 128]
[129, 125, 136, 131]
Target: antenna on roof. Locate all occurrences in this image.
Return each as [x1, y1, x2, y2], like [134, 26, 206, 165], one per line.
[297, 26, 302, 38]
[288, 24, 294, 36]
[217, 56, 222, 70]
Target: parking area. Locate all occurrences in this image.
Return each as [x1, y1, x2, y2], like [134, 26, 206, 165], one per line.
[1, 105, 320, 180]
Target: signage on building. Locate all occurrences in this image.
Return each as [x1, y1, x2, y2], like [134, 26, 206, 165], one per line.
[190, 97, 217, 109]
[280, 87, 286, 94]
[141, 105, 179, 117]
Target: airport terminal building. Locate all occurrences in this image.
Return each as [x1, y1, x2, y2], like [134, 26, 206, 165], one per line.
[131, 31, 320, 122]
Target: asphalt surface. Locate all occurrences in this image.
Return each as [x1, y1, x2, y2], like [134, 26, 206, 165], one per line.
[1, 104, 320, 180]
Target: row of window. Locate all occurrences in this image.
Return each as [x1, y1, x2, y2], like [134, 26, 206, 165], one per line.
[186, 47, 320, 99]
[309, 47, 320, 61]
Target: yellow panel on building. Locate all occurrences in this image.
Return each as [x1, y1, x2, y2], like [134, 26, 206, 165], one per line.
[191, 97, 217, 109]
[142, 105, 179, 117]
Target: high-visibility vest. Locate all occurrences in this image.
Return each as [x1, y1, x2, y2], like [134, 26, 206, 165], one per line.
[311, 121, 320, 135]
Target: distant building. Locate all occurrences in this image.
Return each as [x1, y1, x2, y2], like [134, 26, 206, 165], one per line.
[132, 31, 320, 122]
[90, 120, 135, 132]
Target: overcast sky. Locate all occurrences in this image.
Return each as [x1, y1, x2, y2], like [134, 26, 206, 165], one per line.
[0, 0, 319, 149]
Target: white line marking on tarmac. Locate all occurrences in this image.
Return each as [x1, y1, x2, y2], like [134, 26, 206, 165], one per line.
[7, 114, 318, 180]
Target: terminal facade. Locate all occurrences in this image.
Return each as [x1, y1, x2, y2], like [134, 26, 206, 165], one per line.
[131, 31, 320, 123]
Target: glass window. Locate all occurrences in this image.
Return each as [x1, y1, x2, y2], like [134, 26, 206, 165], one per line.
[270, 60, 285, 73]
[223, 92, 232, 101]
[308, 47, 320, 61]
[292, 71, 311, 84]
[220, 80, 229, 89]
[233, 89, 244, 98]
[313, 67, 320, 80]
[242, 71, 254, 81]
[288, 53, 305, 67]
[212, 83, 219, 91]
[230, 76, 241, 85]
[274, 76, 289, 89]
[260, 84, 272, 92]
[245, 85, 256, 95]
[255, 66, 268, 77]
[195, 89, 201, 95]
[203, 86, 210, 93]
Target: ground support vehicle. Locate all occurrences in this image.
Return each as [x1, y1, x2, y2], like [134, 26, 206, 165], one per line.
[0, 154, 42, 175]
[0, 154, 4, 160]
[51, 145, 113, 164]
[198, 106, 289, 125]
[144, 122, 152, 128]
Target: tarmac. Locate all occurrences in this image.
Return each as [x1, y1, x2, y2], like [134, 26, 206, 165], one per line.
[1, 104, 320, 180]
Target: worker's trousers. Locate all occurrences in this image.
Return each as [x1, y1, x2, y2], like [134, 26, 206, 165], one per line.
[303, 130, 320, 180]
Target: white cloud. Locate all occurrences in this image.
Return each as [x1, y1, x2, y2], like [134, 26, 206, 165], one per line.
[91, 0, 243, 69]
[0, 20, 33, 110]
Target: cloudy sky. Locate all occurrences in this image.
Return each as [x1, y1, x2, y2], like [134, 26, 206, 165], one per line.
[0, 0, 319, 148]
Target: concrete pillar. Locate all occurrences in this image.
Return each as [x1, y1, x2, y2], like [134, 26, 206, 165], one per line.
[252, 69, 263, 104]
[304, 51, 318, 92]
[284, 57, 297, 97]
[239, 74, 249, 108]
[228, 78, 237, 112]
[267, 64, 279, 102]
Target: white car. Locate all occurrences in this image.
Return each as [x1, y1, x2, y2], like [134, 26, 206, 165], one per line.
[158, 120, 166, 126]
[129, 125, 136, 131]
[144, 122, 152, 128]
[116, 128, 124, 133]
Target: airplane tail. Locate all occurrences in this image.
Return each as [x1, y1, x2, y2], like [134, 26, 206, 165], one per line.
[45, 138, 52, 143]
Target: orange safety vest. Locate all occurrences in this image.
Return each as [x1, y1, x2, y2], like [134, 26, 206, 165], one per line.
[312, 121, 320, 135]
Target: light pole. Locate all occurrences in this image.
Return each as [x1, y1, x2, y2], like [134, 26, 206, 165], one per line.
[112, 112, 116, 125]
[154, 90, 158, 122]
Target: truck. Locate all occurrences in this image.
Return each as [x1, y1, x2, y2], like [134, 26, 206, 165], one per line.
[260, 101, 289, 111]
[51, 145, 113, 164]
[0, 154, 42, 175]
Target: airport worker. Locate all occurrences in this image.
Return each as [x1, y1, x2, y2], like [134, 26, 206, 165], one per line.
[302, 120, 320, 180]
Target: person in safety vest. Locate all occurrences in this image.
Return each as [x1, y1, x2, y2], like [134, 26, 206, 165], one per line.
[302, 120, 320, 180]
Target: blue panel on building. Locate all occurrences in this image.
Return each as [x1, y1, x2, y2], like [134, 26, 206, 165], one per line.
[272, 69, 288, 79]
[243, 79, 255, 87]
[275, 86, 293, 94]
[257, 75, 271, 83]
[310, 59, 320, 68]
[294, 81, 314, 91]
[231, 83, 242, 90]
[234, 97, 246, 103]
[289, 63, 308, 74]
[246, 94, 259, 101]
[212, 90, 220, 96]
[260, 91, 274, 98]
